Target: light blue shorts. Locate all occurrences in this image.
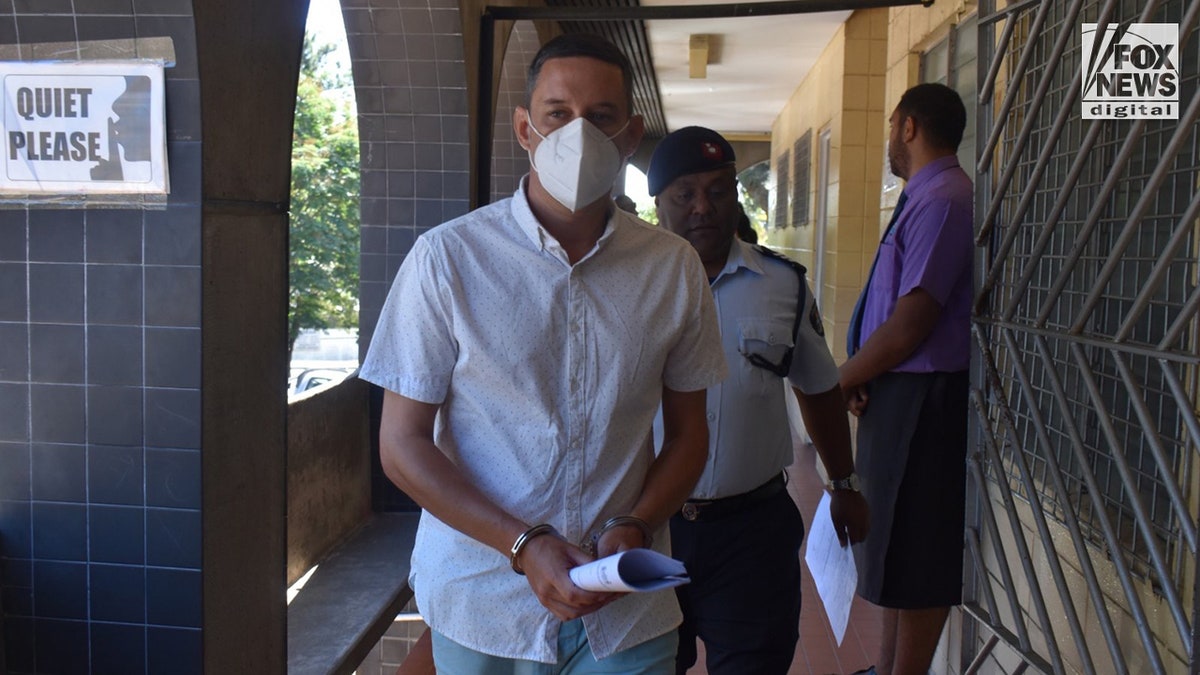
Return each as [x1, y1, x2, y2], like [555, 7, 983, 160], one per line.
[430, 619, 677, 675]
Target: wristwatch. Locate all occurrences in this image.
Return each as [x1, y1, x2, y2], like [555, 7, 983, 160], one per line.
[826, 472, 860, 492]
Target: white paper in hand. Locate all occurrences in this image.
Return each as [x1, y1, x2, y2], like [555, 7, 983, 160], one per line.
[803, 491, 858, 646]
[569, 549, 689, 592]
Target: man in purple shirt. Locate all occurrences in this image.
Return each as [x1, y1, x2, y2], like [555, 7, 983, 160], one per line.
[840, 82, 973, 675]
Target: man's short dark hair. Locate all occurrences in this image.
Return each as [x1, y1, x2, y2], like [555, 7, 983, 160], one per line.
[896, 83, 967, 152]
[526, 33, 635, 114]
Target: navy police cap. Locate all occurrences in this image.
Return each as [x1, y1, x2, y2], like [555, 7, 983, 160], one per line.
[647, 126, 736, 196]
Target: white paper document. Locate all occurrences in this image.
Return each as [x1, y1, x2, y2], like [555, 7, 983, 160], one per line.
[803, 492, 858, 646]
[569, 549, 690, 592]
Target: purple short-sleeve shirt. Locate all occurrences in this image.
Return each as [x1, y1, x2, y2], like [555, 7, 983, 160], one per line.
[860, 155, 973, 372]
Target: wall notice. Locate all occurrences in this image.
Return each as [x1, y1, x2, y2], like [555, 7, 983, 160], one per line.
[0, 61, 167, 194]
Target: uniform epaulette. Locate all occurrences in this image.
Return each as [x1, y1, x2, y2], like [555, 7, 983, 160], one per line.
[753, 244, 809, 279]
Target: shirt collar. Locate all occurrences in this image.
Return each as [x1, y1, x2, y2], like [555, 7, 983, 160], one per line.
[713, 238, 763, 283]
[511, 176, 617, 259]
[904, 154, 962, 199]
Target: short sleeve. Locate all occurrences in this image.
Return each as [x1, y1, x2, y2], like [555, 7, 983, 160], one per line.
[897, 197, 973, 305]
[359, 236, 458, 402]
[662, 253, 728, 392]
[786, 277, 839, 395]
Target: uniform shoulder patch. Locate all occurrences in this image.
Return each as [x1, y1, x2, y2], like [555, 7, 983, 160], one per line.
[753, 245, 808, 276]
[809, 301, 825, 337]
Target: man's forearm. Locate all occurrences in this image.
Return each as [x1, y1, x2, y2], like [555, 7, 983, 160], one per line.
[631, 387, 709, 528]
[380, 391, 527, 556]
[794, 385, 855, 478]
[633, 426, 708, 528]
[840, 288, 943, 390]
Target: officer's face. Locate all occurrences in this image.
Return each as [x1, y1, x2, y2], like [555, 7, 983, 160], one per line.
[656, 167, 740, 270]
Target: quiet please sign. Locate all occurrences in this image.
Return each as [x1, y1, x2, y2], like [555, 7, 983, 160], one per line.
[0, 60, 167, 194]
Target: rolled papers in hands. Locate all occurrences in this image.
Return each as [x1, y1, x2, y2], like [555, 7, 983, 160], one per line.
[569, 549, 690, 592]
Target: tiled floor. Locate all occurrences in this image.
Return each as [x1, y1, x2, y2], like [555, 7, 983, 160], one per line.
[684, 441, 883, 675]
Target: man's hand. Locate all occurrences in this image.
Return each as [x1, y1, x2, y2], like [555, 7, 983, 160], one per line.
[517, 534, 620, 621]
[829, 490, 870, 546]
[843, 383, 869, 416]
[594, 521, 649, 558]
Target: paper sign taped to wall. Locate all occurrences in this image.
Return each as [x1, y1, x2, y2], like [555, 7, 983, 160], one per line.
[0, 61, 168, 194]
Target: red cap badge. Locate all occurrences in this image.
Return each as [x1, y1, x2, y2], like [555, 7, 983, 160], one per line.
[701, 141, 723, 160]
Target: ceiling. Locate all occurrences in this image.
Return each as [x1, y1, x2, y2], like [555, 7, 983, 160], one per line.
[641, 2, 851, 136]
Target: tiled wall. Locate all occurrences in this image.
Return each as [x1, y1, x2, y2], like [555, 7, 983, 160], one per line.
[767, 9, 887, 360]
[343, 0, 471, 511]
[351, 0, 471, 359]
[490, 20, 539, 201]
[0, 4, 203, 674]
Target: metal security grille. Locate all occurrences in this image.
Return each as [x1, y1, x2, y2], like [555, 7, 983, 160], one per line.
[967, 0, 1200, 673]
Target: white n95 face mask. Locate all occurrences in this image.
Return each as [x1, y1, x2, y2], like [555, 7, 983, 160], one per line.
[528, 117, 629, 212]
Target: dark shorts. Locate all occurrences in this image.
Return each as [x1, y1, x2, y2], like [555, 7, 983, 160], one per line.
[854, 370, 968, 609]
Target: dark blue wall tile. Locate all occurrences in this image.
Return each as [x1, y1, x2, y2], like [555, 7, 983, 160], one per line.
[133, 16, 197, 79]
[3, 617, 34, 672]
[90, 563, 146, 623]
[14, 15, 77, 42]
[0, 442, 30, 500]
[147, 626, 200, 675]
[145, 387, 198, 449]
[91, 622, 146, 675]
[0, 322, 28, 381]
[1, 557, 33, 615]
[144, 207, 199, 265]
[28, 264, 83, 324]
[146, 567, 199, 626]
[0, 210, 24, 261]
[165, 79, 201, 142]
[76, 14, 135, 41]
[74, 0, 134, 14]
[0, 500, 32, 558]
[87, 445, 143, 506]
[28, 211, 83, 263]
[33, 617, 89, 673]
[144, 266, 199, 328]
[89, 504, 144, 565]
[0, 383, 29, 442]
[144, 327, 198, 388]
[0, 263, 28, 322]
[86, 264, 143, 325]
[32, 503, 86, 561]
[14, 0, 75, 12]
[30, 384, 85, 444]
[32, 562, 87, 618]
[85, 210, 142, 264]
[146, 448, 199, 509]
[146, 508, 199, 568]
[87, 386, 143, 446]
[87, 324, 143, 386]
[165, 141, 201, 204]
[29, 324, 85, 384]
[133, 0, 192, 17]
[30, 443, 85, 502]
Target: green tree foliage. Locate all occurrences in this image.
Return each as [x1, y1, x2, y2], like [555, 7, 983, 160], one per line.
[289, 35, 360, 360]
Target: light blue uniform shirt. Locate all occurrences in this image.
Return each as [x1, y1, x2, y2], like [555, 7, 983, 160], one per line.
[658, 239, 838, 499]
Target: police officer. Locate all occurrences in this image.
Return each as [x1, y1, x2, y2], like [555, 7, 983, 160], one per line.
[649, 126, 870, 675]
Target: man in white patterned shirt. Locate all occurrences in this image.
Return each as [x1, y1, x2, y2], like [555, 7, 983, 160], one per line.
[360, 34, 726, 674]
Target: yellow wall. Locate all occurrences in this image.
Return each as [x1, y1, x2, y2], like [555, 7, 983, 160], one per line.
[766, 8, 887, 360]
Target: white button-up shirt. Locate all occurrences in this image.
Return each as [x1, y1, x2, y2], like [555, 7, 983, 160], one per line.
[360, 181, 727, 662]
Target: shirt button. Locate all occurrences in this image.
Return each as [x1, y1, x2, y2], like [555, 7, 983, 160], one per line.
[707, 412, 716, 421]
